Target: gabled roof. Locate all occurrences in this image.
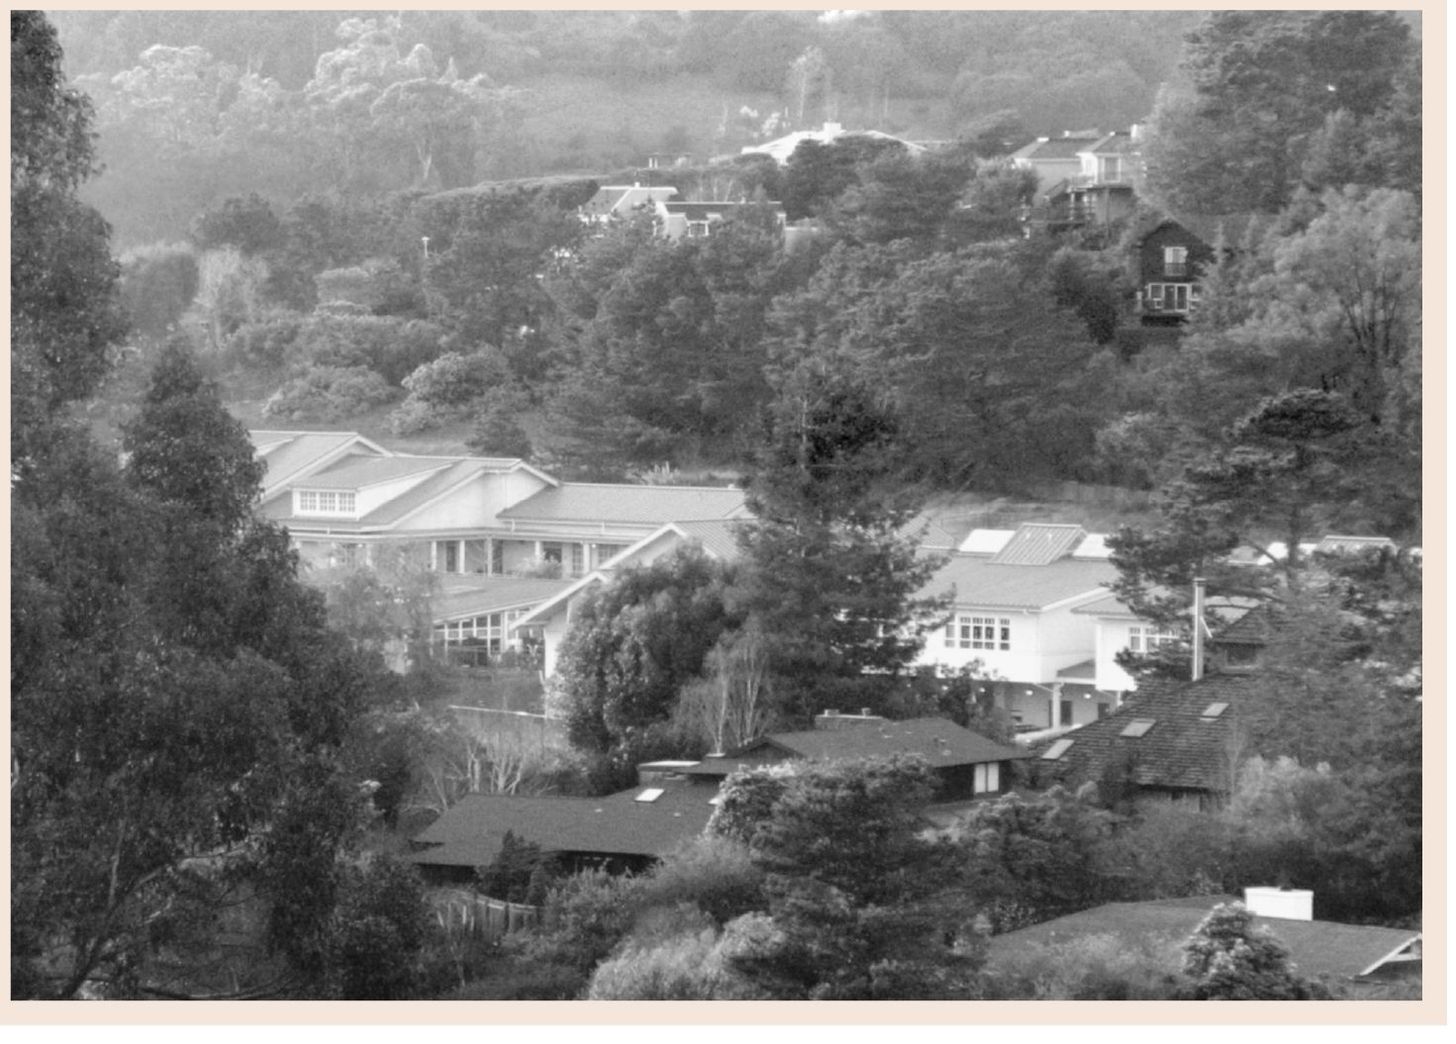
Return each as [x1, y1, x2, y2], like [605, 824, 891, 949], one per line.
[985, 897, 1422, 983]
[680, 717, 1028, 778]
[249, 430, 390, 498]
[1078, 131, 1139, 157]
[299, 454, 460, 490]
[580, 184, 678, 219]
[1034, 673, 1259, 793]
[1072, 592, 1137, 618]
[432, 576, 576, 623]
[1011, 133, 1103, 162]
[498, 483, 748, 526]
[919, 555, 1116, 612]
[409, 779, 717, 868]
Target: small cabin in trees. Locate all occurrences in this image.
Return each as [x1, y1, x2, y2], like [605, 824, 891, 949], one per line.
[1133, 213, 1260, 325]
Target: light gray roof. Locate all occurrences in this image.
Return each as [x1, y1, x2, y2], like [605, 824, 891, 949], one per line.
[919, 555, 1116, 612]
[498, 483, 748, 525]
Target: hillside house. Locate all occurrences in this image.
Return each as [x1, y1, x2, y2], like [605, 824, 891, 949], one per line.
[1023, 129, 1143, 240]
[578, 183, 678, 227]
[915, 524, 1124, 730]
[985, 893, 1421, 990]
[249, 431, 748, 666]
[1030, 672, 1259, 807]
[1010, 130, 1105, 195]
[408, 714, 1025, 881]
[654, 198, 787, 241]
[1133, 213, 1261, 325]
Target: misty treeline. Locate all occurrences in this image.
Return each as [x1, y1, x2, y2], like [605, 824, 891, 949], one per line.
[57, 9, 1211, 246]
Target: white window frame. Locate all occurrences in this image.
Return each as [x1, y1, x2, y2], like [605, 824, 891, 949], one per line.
[945, 614, 1011, 651]
[1145, 282, 1193, 313]
[1128, 624, 1182, 654]
[296, 489, 357, 517]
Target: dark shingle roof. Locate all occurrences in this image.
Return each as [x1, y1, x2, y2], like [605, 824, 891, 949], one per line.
[410, 780, 717, 868]
[985, 898, 1421, 982]
[682, 718, 1028, 777]
[1034, 674, 1260, 793]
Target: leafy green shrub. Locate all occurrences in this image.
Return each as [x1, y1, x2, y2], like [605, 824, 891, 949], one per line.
[634, 834, 766, 926]
[328, 855, 432, 1000]
[264, 365, 396, 422]
[1177, 902, 1332, 1000]
[982, 932, 1184, 999]
[585, 916, 765, 1000]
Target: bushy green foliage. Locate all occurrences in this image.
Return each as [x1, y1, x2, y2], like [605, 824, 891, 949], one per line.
[557, 546, 741, 761]
[264, 365, 396, 422]
[708, 756, 986, 999]
[475, 831, 548, 904]
[983, 932, 1184, 1000]
[941, 786, 1122, 933]
[118, 243, 200, 338]
[586, 922, 762, 1000]
[634, 835, 767, 927]
[328, 855, 433, 1000]
[1177, 902, 1331, 999]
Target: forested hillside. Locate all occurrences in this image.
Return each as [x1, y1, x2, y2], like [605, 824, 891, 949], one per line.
[16, 9, 1424, 1001]
[55, 9, 1205, 247]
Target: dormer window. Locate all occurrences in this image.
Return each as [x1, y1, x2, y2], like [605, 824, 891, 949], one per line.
[296, 489, 356, 517]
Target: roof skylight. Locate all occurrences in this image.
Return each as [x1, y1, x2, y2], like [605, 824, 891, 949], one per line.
[1201, 702, 1229, 719]
[635, 788, 664, 803]
[1120, 719, 1156, 738]
[1041, 738, 1074, 761]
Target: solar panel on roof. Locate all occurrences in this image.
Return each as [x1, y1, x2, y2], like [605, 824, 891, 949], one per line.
[1120, 719, 1156, 738]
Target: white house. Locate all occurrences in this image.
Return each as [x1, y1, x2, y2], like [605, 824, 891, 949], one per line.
[915, 523, 1124, 730]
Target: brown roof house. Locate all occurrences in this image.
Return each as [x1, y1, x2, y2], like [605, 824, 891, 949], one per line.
[409, 715, 1027, 880]
[985, 891, 1421, 991]
[1030, 672, 1260, 808]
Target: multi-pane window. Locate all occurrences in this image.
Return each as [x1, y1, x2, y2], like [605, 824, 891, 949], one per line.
[1163, 245, 1188, 277]
[433, 610, 529, 654]
[1145, 283, 1200, 313]
[297, 490, 356, 515]
[1128, 624, 1181, 653]
[973, 762, 1001, 794]
[945, 615, 1011, 651]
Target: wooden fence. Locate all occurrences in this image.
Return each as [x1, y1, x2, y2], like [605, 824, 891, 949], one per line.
[429, 888, 549, 947]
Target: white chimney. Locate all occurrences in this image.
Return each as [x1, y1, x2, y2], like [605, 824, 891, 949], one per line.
[1244, 887, 1314, 921]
